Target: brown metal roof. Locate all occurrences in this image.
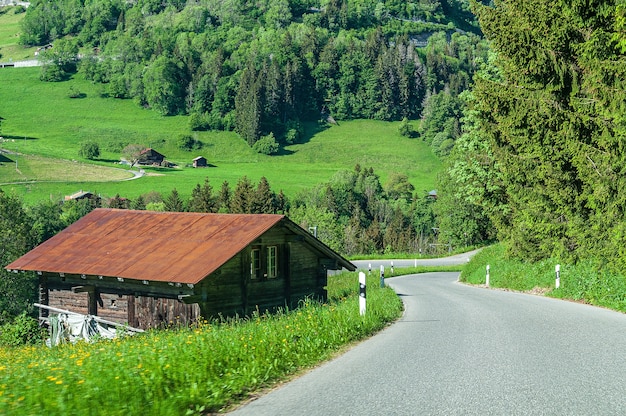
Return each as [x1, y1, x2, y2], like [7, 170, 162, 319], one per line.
[6, 209, 356, 284]
[6, 209, 287, 285]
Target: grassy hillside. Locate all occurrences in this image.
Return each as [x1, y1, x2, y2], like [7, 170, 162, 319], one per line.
[0, 67, 441, 204]
[0, 7, 35, 62]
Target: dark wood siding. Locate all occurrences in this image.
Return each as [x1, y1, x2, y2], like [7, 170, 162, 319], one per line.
[197, 253, 245, 317]
[48, 290, 128, 323]
[286, 241, 328, 304]
[128, 296, 201, 329]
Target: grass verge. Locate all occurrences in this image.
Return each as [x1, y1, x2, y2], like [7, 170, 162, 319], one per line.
[461, 244, 626, 313]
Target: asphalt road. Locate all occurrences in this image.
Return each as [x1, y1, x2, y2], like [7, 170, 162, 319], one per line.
[229, 272, 626, 415]
[350, 249, 481, 273]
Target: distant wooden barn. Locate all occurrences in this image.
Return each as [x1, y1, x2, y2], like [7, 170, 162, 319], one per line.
[193, 156, 207, 167]
[6, 209, 355, 329]
[138, 148, 165, 165]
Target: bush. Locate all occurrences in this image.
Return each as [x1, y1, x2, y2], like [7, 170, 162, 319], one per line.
[78, 141, 100, 159]
[189, 112, 210, 131]
[398, 117, 416, 138]
[253, 133, 279, 155]
[177, 134, 203, 151]
[67, 85, 84, 98]
[0, 312, 47, 347]
[40, 64, 66, 82]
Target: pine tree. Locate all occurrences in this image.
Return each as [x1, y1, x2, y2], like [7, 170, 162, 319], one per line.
[164, 188, 185, 212]
[188, 178, 216, 213]
[217, 181, 231, 213]
[230, 177, 254, 214]
[130, 195, 146, 210]
[251, 176, 276, 214]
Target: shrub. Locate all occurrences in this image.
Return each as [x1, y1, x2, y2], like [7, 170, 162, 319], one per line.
[189, 112, 210, 131]
[67, 85, 84, 98]
[40, 64, 66, 82]
[78, 141, 100, 160]
[0, 312, 47, 347]
[253, 133, 279, 155]
[146, 202, 165, 211]
[398, 117, 416, 138]
[177, 134, 203, 151]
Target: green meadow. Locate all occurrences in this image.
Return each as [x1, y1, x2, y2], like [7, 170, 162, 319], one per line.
[0, 65, 441, 204]
[0, 7, 36, 63]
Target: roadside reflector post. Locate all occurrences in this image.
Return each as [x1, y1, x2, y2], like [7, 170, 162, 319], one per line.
[359, 272, 366, 316]
[486, 264, 490, 288]
[380, 265, 385, 288]
[555, 264, 560, 289]
[368, 263, 372, 275]
[391, 261, 394, 275]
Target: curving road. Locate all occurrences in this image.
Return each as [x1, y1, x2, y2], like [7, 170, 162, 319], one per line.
[229, 272, 626, 415]
[350, 249, 481, 273]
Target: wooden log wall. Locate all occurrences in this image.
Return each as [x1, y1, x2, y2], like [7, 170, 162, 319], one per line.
[127, 296, 201, 329]
[48, 290, 128, 323]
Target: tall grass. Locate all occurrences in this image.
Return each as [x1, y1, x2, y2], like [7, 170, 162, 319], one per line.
[461, 244, 626, 312]
[0, 271, 402, 415]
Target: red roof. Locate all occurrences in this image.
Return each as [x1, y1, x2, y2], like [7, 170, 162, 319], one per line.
[6, 209, 289, 285]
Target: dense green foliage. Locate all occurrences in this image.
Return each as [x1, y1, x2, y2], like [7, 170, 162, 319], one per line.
[0, 270, 402, 414]
[0, 191, 38, 324]
[436, 1, 626, 270]
[0, 312, 47, 347]
[16, 0, 488, 149]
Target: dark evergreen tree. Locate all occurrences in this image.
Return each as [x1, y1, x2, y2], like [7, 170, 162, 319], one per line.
[164, 188, 185, 212]
[230, 176, 254, 213]
[251, 176, 276, 214]
[217, 181, 232, 213]
[131, 194, 147, 210]
[188, 178, 217, 213]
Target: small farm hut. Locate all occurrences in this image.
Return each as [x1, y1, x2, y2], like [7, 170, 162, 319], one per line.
[5, 209, 355, 329]
[193, 156, 207, 168]
[138, 148, 165, 165]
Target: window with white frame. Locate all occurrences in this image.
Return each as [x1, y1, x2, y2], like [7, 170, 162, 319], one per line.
[251, 248, 260, 279]
[267, 246, 278, 278]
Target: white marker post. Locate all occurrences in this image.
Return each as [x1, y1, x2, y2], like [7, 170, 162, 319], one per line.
[414, 259, 417, 267]
[390, 261, 394, 275]
[368, 263, 372, 275]
[555, 264, 560, 289]
[380, 265, 385, 288]
[359, 272, 366, 316]
[486, 264, 490, 288]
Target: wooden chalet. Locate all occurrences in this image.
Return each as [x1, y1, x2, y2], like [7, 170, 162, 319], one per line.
[138, 148, 165, 165]
[5, 209, 355, 329]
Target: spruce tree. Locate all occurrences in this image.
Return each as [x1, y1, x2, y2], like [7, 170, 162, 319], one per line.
[164, 188, 185, 212]
[188, 178, 216, 213]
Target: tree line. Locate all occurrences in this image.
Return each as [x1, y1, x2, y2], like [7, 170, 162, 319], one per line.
[21, 0, 488, 151]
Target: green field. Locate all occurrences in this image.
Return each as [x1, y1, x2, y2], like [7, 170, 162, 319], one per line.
[0, 7, 36, 62]
[0, 66, 441, 204]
